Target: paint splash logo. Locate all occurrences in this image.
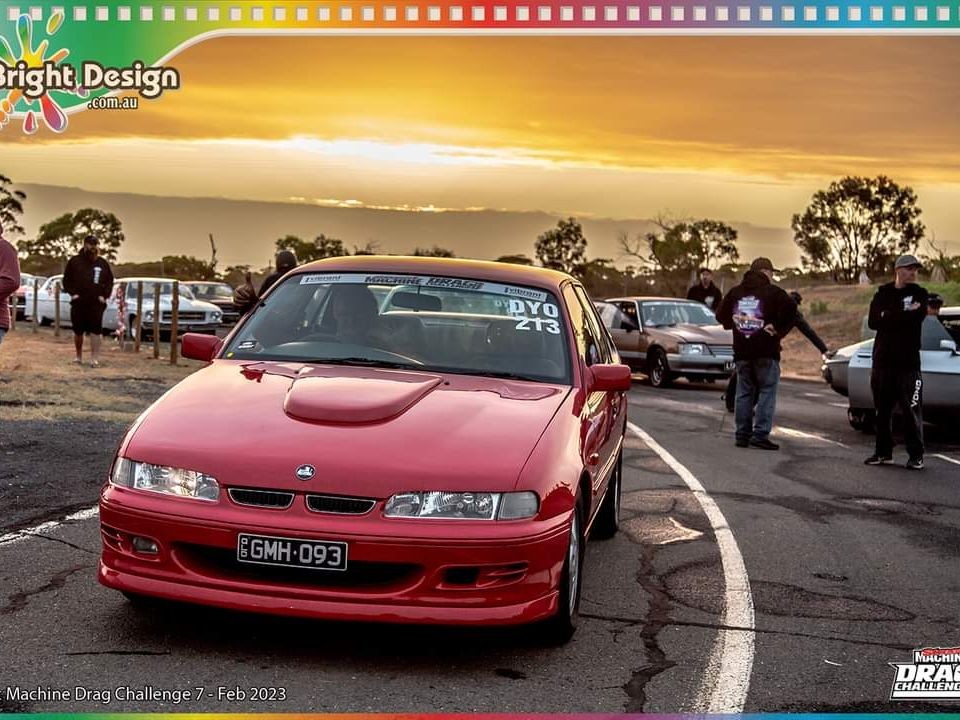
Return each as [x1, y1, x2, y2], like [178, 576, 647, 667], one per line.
[0, 12, 86, 134]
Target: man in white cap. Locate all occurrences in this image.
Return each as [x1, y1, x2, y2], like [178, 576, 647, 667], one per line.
[864, 254, 928, 470]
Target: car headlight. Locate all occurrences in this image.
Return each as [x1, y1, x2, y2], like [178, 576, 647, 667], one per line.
[110, 457, 219, 501]
[144, 310, 154, 321]
[679, 343, 708, 355]
[384, 491, 539, 520]
[212, 310, 222, 321]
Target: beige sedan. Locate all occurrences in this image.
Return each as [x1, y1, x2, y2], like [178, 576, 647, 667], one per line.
[595, 297, 735, 388]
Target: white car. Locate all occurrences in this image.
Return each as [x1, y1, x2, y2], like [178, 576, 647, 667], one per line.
[115, 277, 222, 339]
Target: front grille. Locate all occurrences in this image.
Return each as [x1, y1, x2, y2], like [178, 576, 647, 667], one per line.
[307, 494, 377, 515]
[709, 344, 734, 356]
[162, 311, 206, 322]
[228, 488, 294, 509]
[177, 544, 419, 589]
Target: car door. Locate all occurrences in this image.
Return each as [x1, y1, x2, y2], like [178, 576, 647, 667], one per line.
[566, 285, 622, 520]
[920, 316, 958, 410]
[613, 300, 645, 369]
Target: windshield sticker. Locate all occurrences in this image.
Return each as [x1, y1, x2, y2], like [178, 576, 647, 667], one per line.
[507, 299, 560, 318]
[297, 272, 548, 302]
[514, 317, 562, 334]
[237, 340, 258, 351]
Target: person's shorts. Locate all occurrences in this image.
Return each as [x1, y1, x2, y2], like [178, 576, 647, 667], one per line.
[71, 301, 106, 335]
[0, 327, 6, 345]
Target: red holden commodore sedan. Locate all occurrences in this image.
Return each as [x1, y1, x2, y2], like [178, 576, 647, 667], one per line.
[99, 256, 631, 643]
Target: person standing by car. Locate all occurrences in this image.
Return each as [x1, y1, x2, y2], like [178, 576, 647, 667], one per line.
[717, 257, 797, 450]
[234, 249, 300, 317]
[864, 255, 929, 470]
[0, 221, 21, 348]
[927, 293, 944, 319]
[62, 235, 114, 367]
[687, 268, 723, 314]
[259, 249, 299, 297]
[723, 290, 828, 412]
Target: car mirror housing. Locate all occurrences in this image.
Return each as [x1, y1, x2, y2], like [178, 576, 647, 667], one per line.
[587, 363, 633, 392]
[181, 333, 222, 362]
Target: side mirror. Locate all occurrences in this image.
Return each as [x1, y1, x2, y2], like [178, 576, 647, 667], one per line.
[587, 363, 633, 392]
[181, 333, 222, 362]
[941, 339, 958, 354]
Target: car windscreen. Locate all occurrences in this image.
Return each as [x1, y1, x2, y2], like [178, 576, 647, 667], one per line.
[125, 282, 196, 300]
[641, 301, 717, 327]
[922, 315, 954, 350]
[190, 283, 234, 299]
[223, 272, 571, 384]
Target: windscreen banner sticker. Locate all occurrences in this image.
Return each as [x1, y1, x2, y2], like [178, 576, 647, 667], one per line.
[298, 272, 548, 302]
[507, 299, 562, 334]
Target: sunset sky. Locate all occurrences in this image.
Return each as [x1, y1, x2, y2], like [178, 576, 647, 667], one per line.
[2, 35, 959, 265]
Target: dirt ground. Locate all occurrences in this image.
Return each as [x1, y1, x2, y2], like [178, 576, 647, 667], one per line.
[0, 327, 200, 532]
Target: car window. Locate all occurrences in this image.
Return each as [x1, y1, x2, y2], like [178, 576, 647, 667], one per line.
[125, 282, 196, 300]
[563, 285, 603, 366]
[922, 315, 953, 350]
[594, 301, 620, 330]
[617, 301, 640, 328]
[224, 272, 571, 384]
[640, 301, 716, 327]
[940, 314, 960, 345]
[573, 286, 612, 364]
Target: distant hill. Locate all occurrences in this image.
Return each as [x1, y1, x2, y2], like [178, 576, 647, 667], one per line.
[13, 183, 801, 269]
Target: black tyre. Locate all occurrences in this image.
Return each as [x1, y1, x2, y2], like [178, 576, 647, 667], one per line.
[848, 408, 876, 433]
[647, 348, 673, 388]
[592, 451, 622, 540]
[538, 498, 585, 645]
[39, 315, 52, 327]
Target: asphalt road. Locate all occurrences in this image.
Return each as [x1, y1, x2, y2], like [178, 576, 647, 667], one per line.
[1, 377, 958, 712]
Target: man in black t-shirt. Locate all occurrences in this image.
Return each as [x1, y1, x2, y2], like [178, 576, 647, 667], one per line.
[62, 235, 114, 368]
[864, 255, 929, 470]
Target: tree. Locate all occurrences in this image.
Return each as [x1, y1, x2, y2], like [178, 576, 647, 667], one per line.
[222, 264, 252, 287]
[275, 233, 347, 262]
[495, 254, 534, 265]
[619, 216, 739, 294]
[536, 217, 587, 276]
[159, 255, 217, 280]
[352, 240, 381, 256]
[920, 235, 959, 282]
[791, 175, 924, 282]
[22, 208, 125, 263]
[413, 245, 455, 257]
[0, 174, 26, 236]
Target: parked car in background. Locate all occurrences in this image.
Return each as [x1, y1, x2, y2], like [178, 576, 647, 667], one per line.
[99, 257, 632, 643]
[184, 281, 240, 324]
[116, 277, 223, 339]
[15, 274, 46, 320]
[824, 309, 960, 430]
[595, 297, 735, 387]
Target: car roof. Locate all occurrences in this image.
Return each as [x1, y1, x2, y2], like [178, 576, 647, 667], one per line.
[291, 255, 575, 290]
[116, 277, 185, 283]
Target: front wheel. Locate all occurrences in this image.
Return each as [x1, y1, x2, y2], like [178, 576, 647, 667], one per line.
[848, 408, 875, 433]
[647, 349, 673, 388]
[538, 500, 585, 645]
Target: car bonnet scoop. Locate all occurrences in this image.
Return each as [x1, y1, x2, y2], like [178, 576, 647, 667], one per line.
[283, 370, 443, 424]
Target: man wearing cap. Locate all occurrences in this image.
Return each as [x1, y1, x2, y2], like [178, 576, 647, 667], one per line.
[717, 257, 797, 450]
[62, 235, 114, 367]
[865, 255, 929, 470]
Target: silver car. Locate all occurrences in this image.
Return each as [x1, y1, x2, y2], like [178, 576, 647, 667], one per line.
[823, 308, 960, 429]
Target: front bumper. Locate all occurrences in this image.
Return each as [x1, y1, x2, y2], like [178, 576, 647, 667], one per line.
[98, 487, 569, 626]
[667, 353, 735, 376]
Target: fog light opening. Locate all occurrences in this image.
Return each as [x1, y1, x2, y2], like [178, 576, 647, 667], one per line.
[132, 536, 159, 554]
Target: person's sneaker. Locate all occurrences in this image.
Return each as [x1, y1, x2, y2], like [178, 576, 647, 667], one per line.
[749, 438, 780, 450]
[735, 438, 749, 448]
[905, 457, 924, 470]
[864, 454, 892, 465]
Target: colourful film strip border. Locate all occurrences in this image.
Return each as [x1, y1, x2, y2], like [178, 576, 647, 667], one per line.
[4, 0, 960, 28]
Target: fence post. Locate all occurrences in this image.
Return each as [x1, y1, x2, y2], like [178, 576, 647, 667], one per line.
[135, 281, 143, 353]
[152, 283, 160, 359]
[7, 295, 13, 331]
[169, 280, 179, 365]
[54, 281, 61, 337]
[32, 278, 38, 333]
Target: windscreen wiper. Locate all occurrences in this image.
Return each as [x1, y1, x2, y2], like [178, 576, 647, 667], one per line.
[306, 357, 416, 370]
[466, 370, 541, 382]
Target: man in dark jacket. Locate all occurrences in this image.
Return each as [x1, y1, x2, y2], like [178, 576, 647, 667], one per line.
[259, 249, 298, 297]
[687, 268, 723, 314]
[723, 290, 827, 411]
[717, 258, 797, 450]
[864, 255, 929, 470]
[62, 235, 114, 367]
[233, 249, 299, 317]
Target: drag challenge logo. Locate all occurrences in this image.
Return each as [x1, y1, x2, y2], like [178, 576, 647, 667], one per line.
[890, 646, 960, 701]
[0, 12, 179, 134]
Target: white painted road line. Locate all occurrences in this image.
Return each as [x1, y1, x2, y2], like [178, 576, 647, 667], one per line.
[933, 453, 960, 467]
[775, 425, 848, 448]
[0, 506, 99, 549]
[627, 421, 755, 714]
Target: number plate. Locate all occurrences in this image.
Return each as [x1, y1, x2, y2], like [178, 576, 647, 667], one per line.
[724, 361, 735, 372]
[237, 533, 348, 571]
